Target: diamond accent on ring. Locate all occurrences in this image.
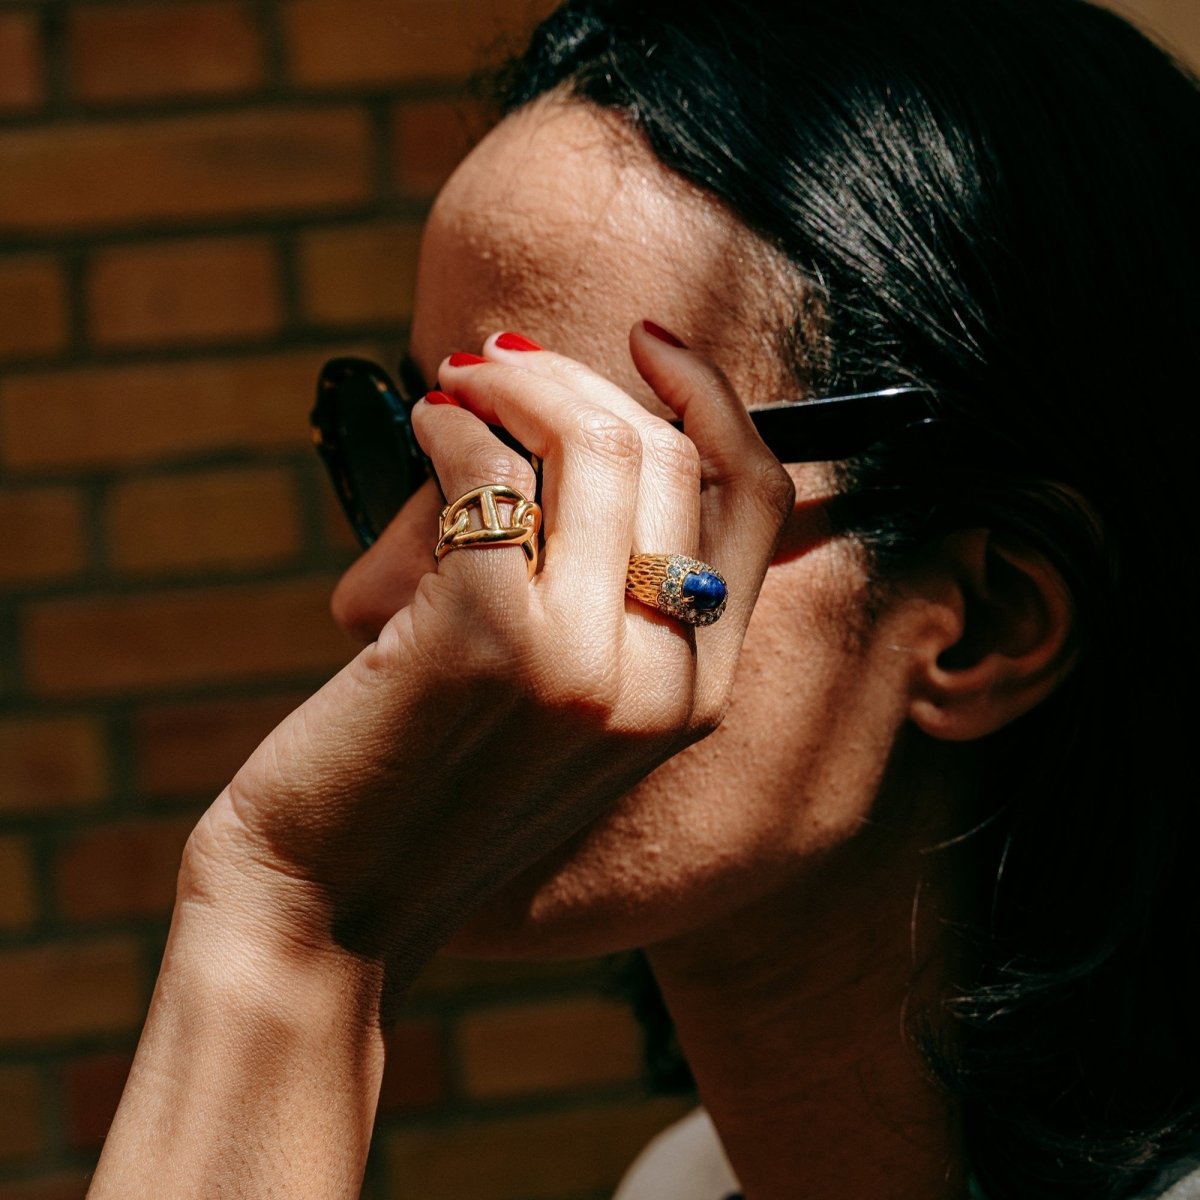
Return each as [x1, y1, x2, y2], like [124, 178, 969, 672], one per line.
[624, 553, 728, 627]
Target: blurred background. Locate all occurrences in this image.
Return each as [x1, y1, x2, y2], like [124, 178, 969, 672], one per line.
[0, 1, 1195, 1198]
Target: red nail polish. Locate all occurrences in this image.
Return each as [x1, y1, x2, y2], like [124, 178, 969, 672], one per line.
[495, 332, 542, 352]
[642, 320, 688, 349]
[448, 352, 488, 367]
[424, 390, 459, 406]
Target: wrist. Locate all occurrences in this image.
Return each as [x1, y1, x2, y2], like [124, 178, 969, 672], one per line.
[172, 832, 393, 1028]
[89, 849, 390, 1199]
[176, 793, 461, 996]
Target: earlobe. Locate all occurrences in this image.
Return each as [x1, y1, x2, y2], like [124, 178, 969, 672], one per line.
[907, 530, 1076, 742]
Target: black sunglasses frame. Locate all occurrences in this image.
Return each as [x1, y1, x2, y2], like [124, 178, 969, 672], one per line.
[312, 356, 937, 550]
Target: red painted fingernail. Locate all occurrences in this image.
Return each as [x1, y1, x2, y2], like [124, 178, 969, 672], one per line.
[448, 352, 488, 367]
[424, 390, 459, 406]
[495, 331, 542, 352]
[642, 320, 688, 349]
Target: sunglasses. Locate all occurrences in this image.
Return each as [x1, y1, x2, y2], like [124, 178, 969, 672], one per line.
[312, 355, 937, 550]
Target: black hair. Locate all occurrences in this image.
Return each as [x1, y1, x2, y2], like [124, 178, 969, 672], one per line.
[495, 2, 1200, 1196]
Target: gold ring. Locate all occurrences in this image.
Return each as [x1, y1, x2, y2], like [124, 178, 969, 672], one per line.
[435, 484, 542, 579]
[625, 554, 728, 626]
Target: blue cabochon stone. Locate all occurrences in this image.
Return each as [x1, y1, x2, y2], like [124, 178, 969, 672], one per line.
[681, 571, 726, 611]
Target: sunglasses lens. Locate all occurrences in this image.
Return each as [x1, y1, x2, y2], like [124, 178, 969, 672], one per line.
[316, 361, 423, 547]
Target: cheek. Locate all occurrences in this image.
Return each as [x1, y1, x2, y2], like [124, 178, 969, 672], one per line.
[446, 546, 902, 960]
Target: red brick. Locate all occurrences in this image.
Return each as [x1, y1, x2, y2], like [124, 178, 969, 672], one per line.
[0, 939, 143, 1043]
[0, 12, 44, 112]
[0, 257, 67, 360]
[24, 578, 353, 696]
[383, 1096, 692, 1200]
[0, 348, 364, 470]
[0, 837, 37, 931]
[69, 1, 264, 104]
[392, 99, 488, 198]
[0, 487, 87, 585]
[133, 691, 308, 797]
[61, 1050, 134, 1153]
[56, 816, 195, 922]
[0, 1172, 90, 1200]
[378, 1018, 448, 1116]
[459, 997, 642, 1099]
[298, 221, 422, 325]
[283, 0, 555, 87]
[0, 1066, 46, 1162]
[0, 717, 109, 814]
[88, 237, 282, 348]
[0, 109, 372, 234]
[106, 467, 301, 575]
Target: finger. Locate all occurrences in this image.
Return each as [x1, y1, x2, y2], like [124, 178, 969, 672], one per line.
[460, 337, 702, 713]
[629, 320, 796, 704]
[330, 478, 445, 644]
[473, 334, 703, 566]
[435, 347, 643, 629]
[440, 338, 702, 639]
[410, 394, 539, 598]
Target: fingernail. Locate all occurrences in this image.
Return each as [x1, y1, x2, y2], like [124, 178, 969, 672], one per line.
[642, 320, 688, 349]
[448, 352, 488, 367]
[495, 331, 542, 352]
[424, 390, 459, 406]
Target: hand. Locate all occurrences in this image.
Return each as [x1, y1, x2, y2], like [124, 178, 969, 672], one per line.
[180, 322, 795, 985]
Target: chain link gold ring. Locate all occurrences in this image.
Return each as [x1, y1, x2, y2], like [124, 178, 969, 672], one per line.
[435, 485, 542, 579]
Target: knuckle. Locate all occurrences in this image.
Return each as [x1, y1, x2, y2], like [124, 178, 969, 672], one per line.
[543, 356, 593, 390]
[606, 655, 697, 741]
[541, 637, 623, 714]
[572, 412, 642, 470]
[642, 425, 701, 485]
[751, 455, 797, 519]
[463, 448, 535, 495]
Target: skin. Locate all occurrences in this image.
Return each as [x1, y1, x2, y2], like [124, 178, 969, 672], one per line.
[338, 96, 973, 1196]
[87, 94, 1074, 1200]
[338, 97, 908, 960]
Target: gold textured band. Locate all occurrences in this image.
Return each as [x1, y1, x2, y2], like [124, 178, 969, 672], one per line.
[435, 484, 542, 579]
[625, 553, 728, 627]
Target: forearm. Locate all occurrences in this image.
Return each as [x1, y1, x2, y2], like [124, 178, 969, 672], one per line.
[88, 888, 389, 1200]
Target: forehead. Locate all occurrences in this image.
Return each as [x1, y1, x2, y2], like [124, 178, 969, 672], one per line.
[410, 95, 798, 409]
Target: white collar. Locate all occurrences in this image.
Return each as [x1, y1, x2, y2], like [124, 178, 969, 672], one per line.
[613, 1108, 741, 1200]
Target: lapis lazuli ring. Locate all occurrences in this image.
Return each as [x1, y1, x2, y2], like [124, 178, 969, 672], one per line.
[625, 553, 728, 627]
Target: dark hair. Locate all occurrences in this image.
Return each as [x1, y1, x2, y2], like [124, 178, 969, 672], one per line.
[496, 2, 1200, 1196]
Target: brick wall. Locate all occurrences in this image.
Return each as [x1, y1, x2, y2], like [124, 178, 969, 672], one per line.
[0, 2, 690, 1198]
[1, 1, 1195, 1198]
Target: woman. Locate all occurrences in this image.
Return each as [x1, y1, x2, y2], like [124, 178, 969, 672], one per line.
[86, 1, 1200, 1197]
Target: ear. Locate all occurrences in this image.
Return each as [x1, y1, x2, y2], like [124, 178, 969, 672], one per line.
[906, 529, 1077, 742]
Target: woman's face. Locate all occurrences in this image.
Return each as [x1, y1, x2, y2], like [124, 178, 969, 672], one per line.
[332, 97, 914, 958]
